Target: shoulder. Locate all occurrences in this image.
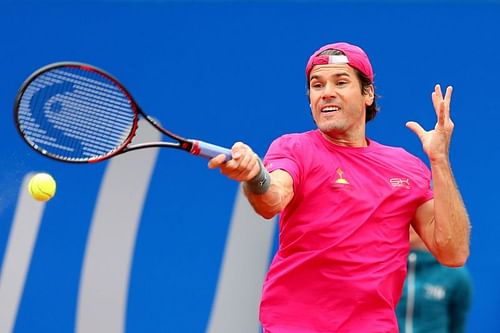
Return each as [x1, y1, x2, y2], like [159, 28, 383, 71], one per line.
[369, 139, 429, 172]
[271, 130, 317, 145]
[370, 140, 420, 160]
[264, 131, 319, 182]
[268, 130, 319, 154]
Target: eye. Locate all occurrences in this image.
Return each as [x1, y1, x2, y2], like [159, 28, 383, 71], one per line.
[310, 81, 323, 89]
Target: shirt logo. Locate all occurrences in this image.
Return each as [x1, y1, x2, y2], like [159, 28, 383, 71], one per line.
[335, 168, 349, 184]
[389, 178, 410, 189]
[332, 167, 352, 190]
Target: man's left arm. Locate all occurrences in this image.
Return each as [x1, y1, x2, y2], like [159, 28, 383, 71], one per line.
[412, 169, 470, 266]
[407, 84, 470, 267]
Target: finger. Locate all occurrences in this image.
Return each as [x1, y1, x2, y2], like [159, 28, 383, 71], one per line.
[444, 86, 453, 105]
[211, 142, 247, 172]
[435, 84, 443, 99]
[443, 86, 453, 118]
[437, 101, 446, 127]
[219, 160, 241, 178]
[240, 154, 261, 180]
[246, 153, 262, 180]
[406, 121, 426, 140]
[231, 141, 247, 160]
[222, 144, 257, 178]
[231, 151, 255, 179]
[431, 84, 442, 116]
[223, 161, 254, 180]
[435, 86, 453, 125]
[208, 153, 229, 169]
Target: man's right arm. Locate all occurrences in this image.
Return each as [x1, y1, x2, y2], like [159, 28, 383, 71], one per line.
[243, 169, 294, 219]
[208, 142, 294, 219]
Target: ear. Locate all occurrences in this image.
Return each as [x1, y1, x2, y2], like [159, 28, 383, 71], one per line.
[365, 85, 375, 106]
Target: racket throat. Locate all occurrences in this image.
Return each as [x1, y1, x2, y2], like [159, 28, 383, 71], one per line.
[189, 140, 232, 160]
[189, 140, 203, 156]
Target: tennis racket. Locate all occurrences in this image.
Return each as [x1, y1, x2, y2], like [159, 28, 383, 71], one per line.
[14, 62, 232, 163]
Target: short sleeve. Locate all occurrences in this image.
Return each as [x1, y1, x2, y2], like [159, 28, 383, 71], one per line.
[415, 157, 434, 205]
[263, 134, 304, 192]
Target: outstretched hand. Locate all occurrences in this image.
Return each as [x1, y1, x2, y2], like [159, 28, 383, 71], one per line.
[406, 84, 454, 163]
[208, 141, 261, 182]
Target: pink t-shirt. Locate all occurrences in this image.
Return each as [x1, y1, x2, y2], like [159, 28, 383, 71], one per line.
[260, 130, 433, 333]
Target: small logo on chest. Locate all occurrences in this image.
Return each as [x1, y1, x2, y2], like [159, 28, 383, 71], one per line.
[389, 178, 411, 189]
[331, 167, 352, 190]
[335, 168, 349, 184]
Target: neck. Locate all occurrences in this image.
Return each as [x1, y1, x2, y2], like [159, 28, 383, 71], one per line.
[320, 131, 368, 147]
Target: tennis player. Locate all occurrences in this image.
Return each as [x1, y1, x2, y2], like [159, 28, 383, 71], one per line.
[209, 42, 470, 333]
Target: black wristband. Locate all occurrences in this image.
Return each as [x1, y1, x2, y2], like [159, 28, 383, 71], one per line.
[244, 159, 271, 194]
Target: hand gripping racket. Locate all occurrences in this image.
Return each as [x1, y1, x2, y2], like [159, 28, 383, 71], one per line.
[14, 62, 232, 163]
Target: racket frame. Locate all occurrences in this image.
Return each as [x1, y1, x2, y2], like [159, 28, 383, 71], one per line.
[13, 62, 217, 163]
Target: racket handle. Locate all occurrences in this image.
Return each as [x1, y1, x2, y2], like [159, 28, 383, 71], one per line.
[191, 140, 232, 161]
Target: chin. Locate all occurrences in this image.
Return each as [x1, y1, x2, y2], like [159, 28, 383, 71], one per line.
[318, 123, 344, 135]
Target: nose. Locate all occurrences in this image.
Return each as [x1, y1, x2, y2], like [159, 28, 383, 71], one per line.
[322, 82, 337, 99]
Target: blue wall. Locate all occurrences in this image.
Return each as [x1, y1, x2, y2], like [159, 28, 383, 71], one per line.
[0, 1, 499, 332]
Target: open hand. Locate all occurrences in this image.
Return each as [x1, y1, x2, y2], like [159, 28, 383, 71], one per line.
[406, 84, 454, 163]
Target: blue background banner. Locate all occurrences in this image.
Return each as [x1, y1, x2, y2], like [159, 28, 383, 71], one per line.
[0, 1, 498, 332]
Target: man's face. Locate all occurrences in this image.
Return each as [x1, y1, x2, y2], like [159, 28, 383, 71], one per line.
[308, 64, 374, 141]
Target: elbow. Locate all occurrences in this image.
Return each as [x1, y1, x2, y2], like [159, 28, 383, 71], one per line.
[436, 249, 470, 267]
[439, 257, 468, 268]
[254, 204, 280, 220]
[246, 192, 284, 220]
[259, 211, 278, 220]
[248, 201, 280, 220]
[432, 227, 470, 267]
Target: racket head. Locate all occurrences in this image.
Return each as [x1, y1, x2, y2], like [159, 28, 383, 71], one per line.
[14, 62, 139, 163]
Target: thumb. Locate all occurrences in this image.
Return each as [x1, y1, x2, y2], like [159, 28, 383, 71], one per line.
[231, 141, 248, 160]
[406, 121, 426, 140]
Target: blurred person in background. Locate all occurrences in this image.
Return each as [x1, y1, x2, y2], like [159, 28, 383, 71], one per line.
[396, 227, 473, 333]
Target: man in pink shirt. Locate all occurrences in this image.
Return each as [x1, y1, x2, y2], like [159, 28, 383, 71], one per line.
[209, 42, 470, 332]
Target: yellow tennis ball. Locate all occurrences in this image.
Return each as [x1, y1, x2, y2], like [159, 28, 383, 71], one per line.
[28, 173, 57, 202]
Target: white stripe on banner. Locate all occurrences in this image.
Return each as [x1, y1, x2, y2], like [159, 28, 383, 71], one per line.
[206, 186, 276, 333]
[0, 173, 46, 333]
[75, 119, 160, 333]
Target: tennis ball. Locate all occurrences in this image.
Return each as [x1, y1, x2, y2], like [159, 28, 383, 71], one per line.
[28, 173, 57, 202]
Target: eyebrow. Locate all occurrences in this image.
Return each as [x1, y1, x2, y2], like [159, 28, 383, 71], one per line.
[309, 72, 351, 81]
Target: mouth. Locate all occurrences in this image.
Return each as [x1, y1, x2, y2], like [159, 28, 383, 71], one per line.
[321, 105, 340, 113]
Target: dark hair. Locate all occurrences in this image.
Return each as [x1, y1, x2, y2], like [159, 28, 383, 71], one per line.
[306, 49, 380, 123]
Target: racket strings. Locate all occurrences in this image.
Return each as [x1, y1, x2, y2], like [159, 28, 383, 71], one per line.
[30, 78, 131, 126]
[17, 66, 136, 161]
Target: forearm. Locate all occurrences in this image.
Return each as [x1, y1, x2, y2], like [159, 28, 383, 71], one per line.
[243, 169, 293, 219]
[430, 158, 470, 266]
[207, 142, 294, 218]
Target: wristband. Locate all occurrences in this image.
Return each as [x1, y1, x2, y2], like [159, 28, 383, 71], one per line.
[244, 159, 271, 194]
